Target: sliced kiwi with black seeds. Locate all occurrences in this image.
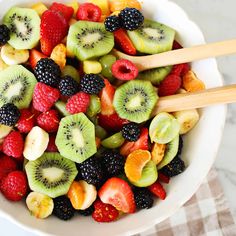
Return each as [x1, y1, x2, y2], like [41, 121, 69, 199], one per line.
[137, 66, 172, 85]
[55, 113, 97, 163]
[127, 19, 175, 54]
[67, 21, 114, 61]
[3, 7, 40, 50]
[25, 152, 78, 198]
[0, 65, 37, 109]
[113, 80, 158, 123]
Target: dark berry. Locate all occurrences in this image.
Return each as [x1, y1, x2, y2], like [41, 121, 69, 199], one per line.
[161, 157, 185, 177]
[59, 76, 80, 96]
[119, 8, 144, 31]
[121, 122, 140, 141]
[53, 196, 75, 220]
[0, 103, 20, 126]
[35, 58, 61, 87]
[102, 151, 125, 176]
[134, 188, 153, 209]
[104, 15, 121, 32]
[80, 74, 105, 95]
[177, 136, 183, 156]
[78, 205, 94, 216]
[0, 25, 10, 46]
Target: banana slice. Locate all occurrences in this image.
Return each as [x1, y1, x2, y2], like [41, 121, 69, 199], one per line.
[0, 124, 12, 139]
[173, 109, 200, 135]
[23, 126, 49, 161]
[0, 55, 8, 71]
[26, 192, 54, 219]
[1, 44, 29, 65]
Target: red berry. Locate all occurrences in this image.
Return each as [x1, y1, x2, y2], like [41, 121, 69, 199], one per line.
[148, 181, 166, 200]
[0, 155, 18, 183]
[46, 134, 58, 152]
[76, 3, 102, 22]
[171, 63, 190, 77]
[92, 200, 119, 222]
[66, 92, 90, 114]
[158, 172, 170, 184]
[3, 131, 24, 159]
[0, 171, 28, 201]
[172, 40, 183, 50]
[29, 49, 47, 69]
[37, 110, 59, 133]
[33, 82, 60, 112]
[158, 74, 182, 97]
[114, 29, 136, 55]
[16, 109, 35, 133]
[50, 2, 74, 22]
[112, 59, 138, 81]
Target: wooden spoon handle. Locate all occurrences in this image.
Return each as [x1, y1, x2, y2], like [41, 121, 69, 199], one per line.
[152, 84, 236, 116]
[113, 39, 236, 71]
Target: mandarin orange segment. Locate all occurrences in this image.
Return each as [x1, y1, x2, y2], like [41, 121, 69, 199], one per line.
[183, 70, 206, 92]
[151, 143, 166, 165]
[125, 150, 151, 182]
[109, 0, 141, 13]
[50, 44, 67, 70]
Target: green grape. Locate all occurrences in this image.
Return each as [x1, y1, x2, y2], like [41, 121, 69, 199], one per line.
[99, 54, 116, 82]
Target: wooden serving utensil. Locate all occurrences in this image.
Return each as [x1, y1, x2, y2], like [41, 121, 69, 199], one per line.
[113, 39, 236, 71]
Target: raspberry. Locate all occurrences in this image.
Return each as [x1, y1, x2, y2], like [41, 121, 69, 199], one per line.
[0, 171, 28, 201]
[121, 122, 141, 141]
[0, 155, 18, 182]
[171, 63, 190, 77]
[3, 131, 24, 159]
[76, 3, 102, 22]
[33, 82, 60, 112]
[0, 24, 10, 46]
[66, 92, 90, 115]
[46, 134, 58, 152]
[37, 110, 59, 133]
[104, 16, 121, 32]
[92, 200, 119, 222]
[59, 76, 80, 97]
[158, 74, 182, 97]
[0, 103, 20, 127]
[148, 181, 166, 200]
[16, 109, 35, 133]
[112, 59, 138, 81]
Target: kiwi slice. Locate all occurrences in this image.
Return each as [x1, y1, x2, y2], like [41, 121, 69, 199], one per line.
[0, 65, 37, 109]
[25, 152, 78, 198]
[157, 135, 179, 170]
[55, 113, 97, 163]
[54, 101, 71, 117]
[62, 65, 80, 83]
[113, 80, 158, 123]
[137, 66, 172, 86]
[3, 7, 40, 50]
[127, 19, 175, 54]
[67, 21, 114, 61]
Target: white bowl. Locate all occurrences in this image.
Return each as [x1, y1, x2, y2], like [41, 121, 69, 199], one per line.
[0, 0, 226, 235]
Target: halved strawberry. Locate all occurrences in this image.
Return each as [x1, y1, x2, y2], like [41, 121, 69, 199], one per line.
[158, 172, 170, 184]
[148, 181, 166, 200]
[120, 128, 149, 156]
[50, 2, 74, 22]
[29, 49, 47, 69]
[114, 29, 136, 55]
[98, 177, 136, 213]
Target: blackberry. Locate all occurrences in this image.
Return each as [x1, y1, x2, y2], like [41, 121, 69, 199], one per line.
[121, 122, 141, 141]
[102, 151, 125, 176]
[177, 136, 183, 156]
[134, 188, 153, 209]
[59, 76, 80, 96]
[0, 103, 20, 126]
[80, 74, 105, 95]
[78, 156, 104, 186]
[0, 25, 10, 46]
[34, 58, 61, 87]
[78, 205, 95, 216]
[161, 157, 185, 177]
[104, 16, 121, 32]
[119, 8, 144, 31]
[53, 196, 75, 220]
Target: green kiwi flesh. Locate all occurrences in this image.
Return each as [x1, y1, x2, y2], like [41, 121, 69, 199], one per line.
[67, 21, 114, 61]
[54, 101, 71, 117]
[113, 80, 158, 123]
[127, 19, 175, 54]
[25, 152, 78, 198]
[55, 113, 97, 163]
[0, 65, 37, 109]
[62, 65, 80, 83]
[3, 7, 40, 50]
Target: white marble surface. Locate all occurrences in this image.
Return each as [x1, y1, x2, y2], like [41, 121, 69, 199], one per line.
[0, 0, 236, 235]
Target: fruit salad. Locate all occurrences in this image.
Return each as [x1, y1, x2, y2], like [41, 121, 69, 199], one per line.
[0, 0, 206, 222]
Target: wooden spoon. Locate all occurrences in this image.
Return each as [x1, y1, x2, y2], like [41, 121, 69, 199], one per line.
[152, 84, 236, 116]
[113, 39, 236, 71]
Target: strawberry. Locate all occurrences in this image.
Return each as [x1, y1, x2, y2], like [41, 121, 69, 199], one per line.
[50, 2, 74, 22]
[158, 172, 170, 184]
[40, 10, 68, 56]
[46, 134, 58, 152]
[99, 177, 136, 213]
[29, 49, 47, 69]
[92, 200, 119, 222]
[76, 3, 102, 22]
[171, 63, 190, 77]
[172, 40, 183, 50]
[114, 29, 136, 55]
[0, 171, 28, 201]
[3, 131, 24, 159]
[16, 109, 35, 133]
[99, 79, 116, 115]
[0, 155, 18, 182]
[148, 181, 166, 200]
[120, 128, 149, 156]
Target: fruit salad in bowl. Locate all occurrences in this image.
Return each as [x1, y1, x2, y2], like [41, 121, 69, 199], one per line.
[0, 0, 226, 235]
